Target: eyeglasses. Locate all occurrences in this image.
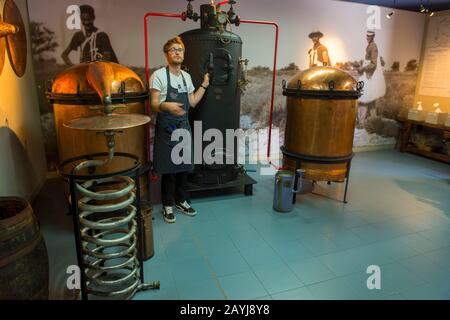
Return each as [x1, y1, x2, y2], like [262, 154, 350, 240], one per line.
[167, 48, 185, 54]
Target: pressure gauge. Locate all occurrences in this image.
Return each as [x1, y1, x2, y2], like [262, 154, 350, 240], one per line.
[217, 12, 228, 24]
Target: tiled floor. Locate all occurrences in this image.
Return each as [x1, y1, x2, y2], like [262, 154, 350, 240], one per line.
[34, 150, 450, 300]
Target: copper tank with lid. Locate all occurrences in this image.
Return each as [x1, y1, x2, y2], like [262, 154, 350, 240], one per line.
[281, 66, 363, 182]
[47, 61, 149, 175]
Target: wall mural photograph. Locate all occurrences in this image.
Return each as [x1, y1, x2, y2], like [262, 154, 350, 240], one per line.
[28, 0, 425, 171]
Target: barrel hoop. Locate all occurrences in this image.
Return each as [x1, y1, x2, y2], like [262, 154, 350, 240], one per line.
[0, 214, 35, 242]
[46, 91, 149, 105]
[0, 199, 33, 230]
[281, 146, 354, 164]
[283, 88, 361, 100]
[0, 231, 42, 268]
[0, 199, 35, 242]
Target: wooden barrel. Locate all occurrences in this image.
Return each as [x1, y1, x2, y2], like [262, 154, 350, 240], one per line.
[0, 197, 49, 300]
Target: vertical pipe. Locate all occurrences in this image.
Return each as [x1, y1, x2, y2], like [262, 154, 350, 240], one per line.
[240, 19, 280, 168]
[143, 12, 183, 177]
[144, 12, 183, 97]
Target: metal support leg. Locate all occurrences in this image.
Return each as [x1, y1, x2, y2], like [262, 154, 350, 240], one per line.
[343, 160, 352, 204]
[292, 159, 301, 204]
[292, 174, 299, 204]
[69, 176, 88, 301]
[135, 173, 146, 285]
[135, 164, 160, 293]
[146, 170, 152, 203]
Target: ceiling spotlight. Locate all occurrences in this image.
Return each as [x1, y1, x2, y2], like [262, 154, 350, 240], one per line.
[387, 0, 397, 19]
[420, 4, 426, 12]
[429, 11, 434, 16]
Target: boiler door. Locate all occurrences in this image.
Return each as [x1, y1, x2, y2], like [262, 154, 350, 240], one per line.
[202, 48, 234, 86]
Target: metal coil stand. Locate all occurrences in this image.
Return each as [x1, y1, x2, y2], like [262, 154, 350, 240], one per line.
[59, 152, 159, 300]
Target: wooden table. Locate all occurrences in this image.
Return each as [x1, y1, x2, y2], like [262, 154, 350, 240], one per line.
[399, 119, 450, 164]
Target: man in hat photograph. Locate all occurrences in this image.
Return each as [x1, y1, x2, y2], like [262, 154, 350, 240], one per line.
[308, 30, 331, 68]
[356, 30, 386, 126]
[358, 30, 379, 79]
[61, 4, 119, 65]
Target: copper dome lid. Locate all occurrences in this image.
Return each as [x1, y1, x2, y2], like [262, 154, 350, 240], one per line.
[47, 61, 148, 105]
[283, 66, 363, 99]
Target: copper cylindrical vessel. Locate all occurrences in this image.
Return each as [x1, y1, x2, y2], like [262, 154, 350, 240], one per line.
[282, 66, 362, 182]
[47, 61, 149, 188]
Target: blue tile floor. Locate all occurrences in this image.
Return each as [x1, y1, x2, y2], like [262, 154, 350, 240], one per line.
[34, 150, 450, 300]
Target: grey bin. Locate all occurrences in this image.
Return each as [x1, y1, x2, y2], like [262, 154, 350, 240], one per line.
[273, 171, 295, 212]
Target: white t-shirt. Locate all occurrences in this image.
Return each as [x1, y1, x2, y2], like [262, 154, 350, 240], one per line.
[150, 67, 195, 104]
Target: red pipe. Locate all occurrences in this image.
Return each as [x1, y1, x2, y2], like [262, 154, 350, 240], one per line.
[217, 0, 230, 5]
[144, 12, 183, 180]
[144, 12, 183, 93]
[240, 19, 281, 170]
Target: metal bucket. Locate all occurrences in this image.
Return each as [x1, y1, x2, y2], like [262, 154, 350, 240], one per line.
[273, 171, 295, 213]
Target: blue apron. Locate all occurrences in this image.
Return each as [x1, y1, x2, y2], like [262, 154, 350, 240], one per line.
[153, 67, 194, 174]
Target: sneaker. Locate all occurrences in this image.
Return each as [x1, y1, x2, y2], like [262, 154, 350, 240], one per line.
[175, 201, 197, 217]
[162, 206, 176, 223]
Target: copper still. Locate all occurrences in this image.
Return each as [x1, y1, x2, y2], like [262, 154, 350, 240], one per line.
[50, 62, 160, 299]
[47, 61, 149, 178]
[282, 66, 363, 182]
[1, 0, 27, 77]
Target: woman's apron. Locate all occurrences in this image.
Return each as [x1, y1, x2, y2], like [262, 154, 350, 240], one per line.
[153, 67, 194, 174]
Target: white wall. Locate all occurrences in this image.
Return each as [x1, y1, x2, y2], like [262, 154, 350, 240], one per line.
[0, 0, 47, 200]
